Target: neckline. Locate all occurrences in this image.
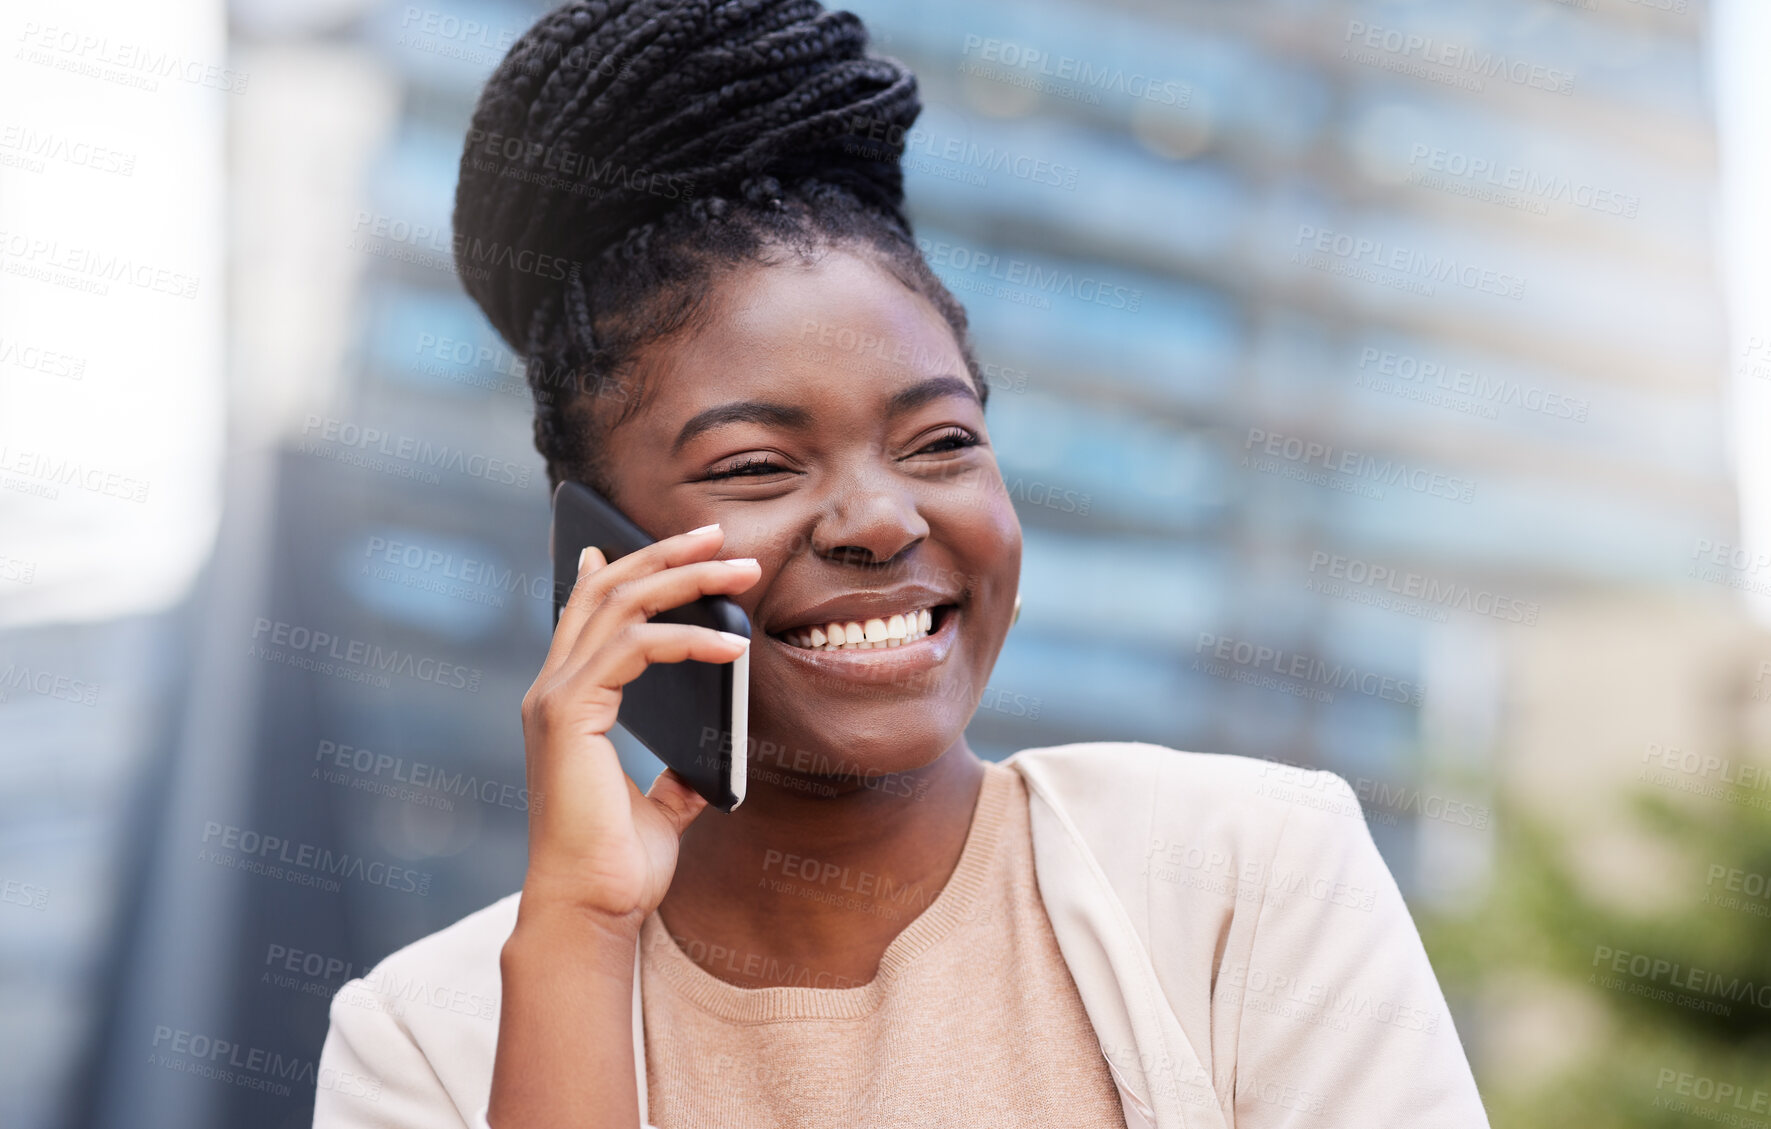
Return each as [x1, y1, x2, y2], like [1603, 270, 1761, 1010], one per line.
[641, 759, 1016, 1022]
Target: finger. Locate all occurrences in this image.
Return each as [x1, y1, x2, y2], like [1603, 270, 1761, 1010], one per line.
[547, 523, 724, 672]
[578, 521, 732, 601]
[544, 544, 608, 671]
[646, 768, 710, 837]
[562, 556, 760, 672]
[567, 621, 750, 700]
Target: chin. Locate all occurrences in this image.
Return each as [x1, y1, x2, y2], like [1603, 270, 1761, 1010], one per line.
[738, 596, 997, 791]
[744, 690, 970, 794]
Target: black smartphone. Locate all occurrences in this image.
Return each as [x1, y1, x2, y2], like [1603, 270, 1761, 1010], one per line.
[550, 480, 750, 812]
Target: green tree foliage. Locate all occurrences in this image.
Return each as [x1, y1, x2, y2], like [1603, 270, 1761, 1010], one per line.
[1419, 775, 1771, 1127]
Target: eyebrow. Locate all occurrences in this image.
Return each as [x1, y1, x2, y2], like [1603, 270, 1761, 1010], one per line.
[671, 374, 981, 455]
[672, 401, 810, 454]
[887, 374, 981, 416]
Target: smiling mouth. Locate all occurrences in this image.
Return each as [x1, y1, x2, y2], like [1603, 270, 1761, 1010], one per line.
[770, 604, 957, 652]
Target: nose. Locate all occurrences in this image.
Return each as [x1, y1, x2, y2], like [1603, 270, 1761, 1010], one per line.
[809, 468, 929, 566]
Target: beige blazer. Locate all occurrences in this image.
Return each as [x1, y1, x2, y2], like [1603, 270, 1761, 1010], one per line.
[313, 741, 1491, 1128]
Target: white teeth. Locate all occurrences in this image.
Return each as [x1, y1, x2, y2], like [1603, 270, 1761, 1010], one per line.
[777, 606, 945, 651]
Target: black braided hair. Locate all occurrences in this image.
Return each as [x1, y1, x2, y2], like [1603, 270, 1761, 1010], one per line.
[452, 0, 987, 496]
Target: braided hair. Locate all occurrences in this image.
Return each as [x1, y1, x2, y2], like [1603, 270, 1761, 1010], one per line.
[452, 0, 987, 496]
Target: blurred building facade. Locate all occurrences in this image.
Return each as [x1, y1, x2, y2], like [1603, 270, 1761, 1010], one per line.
[0, 1, 1738, 1127]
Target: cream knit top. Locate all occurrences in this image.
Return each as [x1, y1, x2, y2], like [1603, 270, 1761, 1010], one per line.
[635, 759, 1129, 1128]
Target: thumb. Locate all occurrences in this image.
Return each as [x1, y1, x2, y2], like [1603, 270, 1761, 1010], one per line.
[645, 767, 711, 836]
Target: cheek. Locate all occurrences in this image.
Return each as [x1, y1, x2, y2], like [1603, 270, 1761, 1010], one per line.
[938, 473, 1020, 575]
[714, 521, 809, 621]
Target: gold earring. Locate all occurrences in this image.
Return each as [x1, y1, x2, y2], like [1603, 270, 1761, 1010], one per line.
[1011, 591, 1022, 627]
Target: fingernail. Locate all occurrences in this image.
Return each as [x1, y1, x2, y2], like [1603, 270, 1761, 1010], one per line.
[717, 631, 750, 647]
[720, 557, 758, 568]
[688, 523, 720, 534]
[578, 546, 597, 572]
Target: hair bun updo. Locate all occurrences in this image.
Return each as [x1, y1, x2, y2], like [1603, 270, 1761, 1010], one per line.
[450, 0, 982, 499]
[452, 0, 923, 356]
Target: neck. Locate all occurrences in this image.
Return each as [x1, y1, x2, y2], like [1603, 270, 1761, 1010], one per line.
[654, 737, 988, 987]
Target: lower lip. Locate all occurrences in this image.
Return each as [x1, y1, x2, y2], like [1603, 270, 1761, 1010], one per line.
[766, 609, 960, 683]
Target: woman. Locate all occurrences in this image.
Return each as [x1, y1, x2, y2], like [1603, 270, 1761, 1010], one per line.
[314, 2, 1490, 1126]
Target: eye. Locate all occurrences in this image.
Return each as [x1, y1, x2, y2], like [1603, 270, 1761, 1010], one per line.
[704, 455, 791, 481]
[913, 426, 982, 455]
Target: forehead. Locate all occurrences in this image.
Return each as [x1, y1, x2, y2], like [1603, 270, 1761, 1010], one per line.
[629, 248, 968, 422]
